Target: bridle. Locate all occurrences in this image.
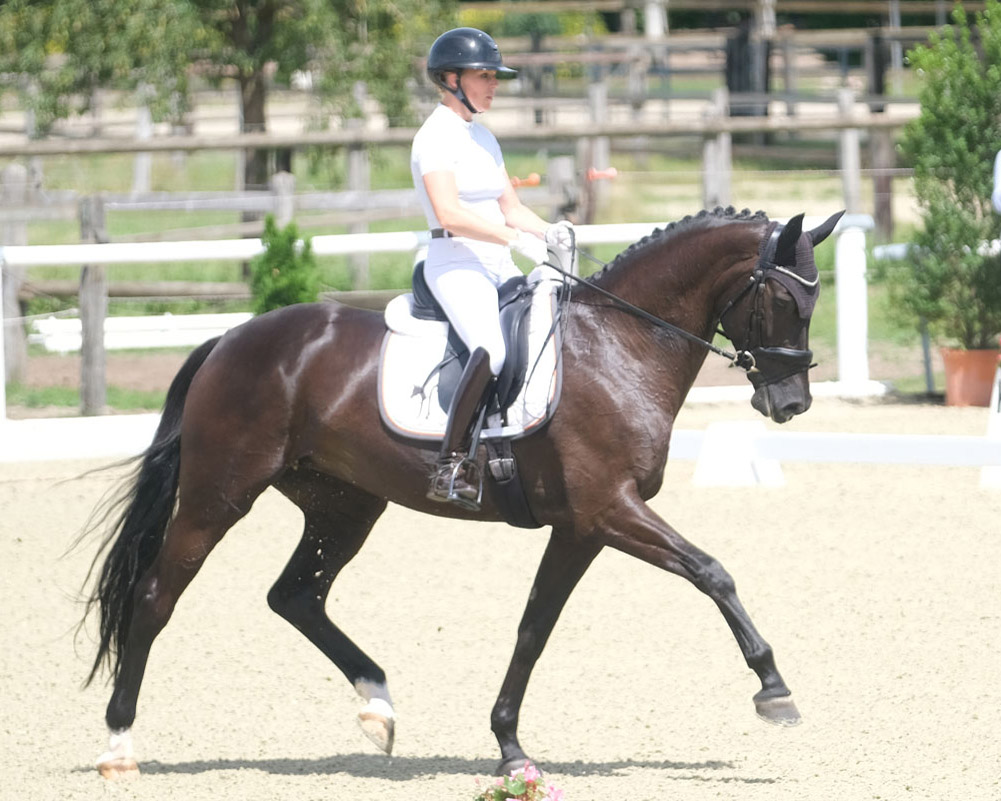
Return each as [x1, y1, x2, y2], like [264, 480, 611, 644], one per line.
[715, 224, 817, 387]
[548, 222, 816, 387]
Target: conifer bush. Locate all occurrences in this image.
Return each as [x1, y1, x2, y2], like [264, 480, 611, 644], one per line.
[249, 216, 319, 314]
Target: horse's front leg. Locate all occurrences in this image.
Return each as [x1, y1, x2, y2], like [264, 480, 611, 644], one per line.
[605, 490, 800, 725]
[491, 529, 603, 775]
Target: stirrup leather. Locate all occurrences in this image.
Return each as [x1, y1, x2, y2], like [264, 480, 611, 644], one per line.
[427, 454, 483, 511]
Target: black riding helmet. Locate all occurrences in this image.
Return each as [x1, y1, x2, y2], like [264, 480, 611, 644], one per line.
[427, 27, 516, 114]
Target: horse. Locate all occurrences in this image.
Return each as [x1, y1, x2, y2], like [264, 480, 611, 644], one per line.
[81, 205, 844, 779]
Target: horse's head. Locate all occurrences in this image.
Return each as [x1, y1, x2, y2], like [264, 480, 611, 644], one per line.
[719, 211, 844, 423]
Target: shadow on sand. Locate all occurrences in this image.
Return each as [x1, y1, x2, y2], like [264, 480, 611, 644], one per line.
[76, 753, 776, 785]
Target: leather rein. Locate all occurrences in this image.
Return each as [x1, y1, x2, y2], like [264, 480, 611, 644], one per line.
[549, 223, 816, 384]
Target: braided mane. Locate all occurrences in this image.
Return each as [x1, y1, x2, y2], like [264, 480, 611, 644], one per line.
[587, 206, 768, 283]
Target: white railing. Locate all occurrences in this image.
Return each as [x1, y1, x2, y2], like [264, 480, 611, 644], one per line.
[0, 216, 877, 420]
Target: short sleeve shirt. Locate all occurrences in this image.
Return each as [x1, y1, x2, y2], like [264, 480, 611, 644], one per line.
[411, 104, 513, 272]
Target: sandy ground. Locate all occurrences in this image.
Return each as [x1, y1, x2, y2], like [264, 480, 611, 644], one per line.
[2, 397, 999, 801]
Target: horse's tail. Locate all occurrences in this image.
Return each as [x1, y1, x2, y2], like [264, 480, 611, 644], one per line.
[80, 336, 221, 687]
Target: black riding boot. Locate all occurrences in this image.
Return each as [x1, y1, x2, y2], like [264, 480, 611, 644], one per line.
[427, 347, 494, 509]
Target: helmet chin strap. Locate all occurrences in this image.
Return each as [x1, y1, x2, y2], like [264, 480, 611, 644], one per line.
[447, 72, 479, 115]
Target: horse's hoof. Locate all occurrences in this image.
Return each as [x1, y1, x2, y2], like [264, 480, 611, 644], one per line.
[357, 698, 395, 755]
[495, 756, 540, 778]
[97, 757, 140, 780]
[754, 693, 802, 726]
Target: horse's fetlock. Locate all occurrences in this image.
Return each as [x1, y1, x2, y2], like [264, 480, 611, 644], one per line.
[490, 704, 518, 735]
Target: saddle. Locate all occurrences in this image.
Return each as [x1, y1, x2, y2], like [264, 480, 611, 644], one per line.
[378, 251, 572, 529]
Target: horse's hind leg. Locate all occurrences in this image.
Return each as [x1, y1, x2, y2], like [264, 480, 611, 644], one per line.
[270, 470, 392, 753]
[99, 476, 271, 777]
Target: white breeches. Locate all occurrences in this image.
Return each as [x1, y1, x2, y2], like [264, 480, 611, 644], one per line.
[424, 261, 521, 376]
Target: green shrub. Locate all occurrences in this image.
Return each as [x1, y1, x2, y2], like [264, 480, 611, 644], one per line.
[884, 1, 1001, 350]
[249, 216, 319, 314]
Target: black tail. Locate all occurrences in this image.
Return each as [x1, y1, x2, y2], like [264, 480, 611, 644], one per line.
[81, 336, 221, 687]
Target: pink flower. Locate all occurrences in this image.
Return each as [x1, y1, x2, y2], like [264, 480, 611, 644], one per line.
[522, 762, 541, 783]
[544, 786, 564, 801]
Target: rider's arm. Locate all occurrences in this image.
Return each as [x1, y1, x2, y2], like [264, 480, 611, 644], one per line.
[423, 170, 523, 245]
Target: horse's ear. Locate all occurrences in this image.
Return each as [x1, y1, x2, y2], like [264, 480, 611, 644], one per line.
[806, 210, 845, 247]
[773, 213, 804, 266]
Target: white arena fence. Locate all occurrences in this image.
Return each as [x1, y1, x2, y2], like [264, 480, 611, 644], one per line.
[2, 216, 999, 487]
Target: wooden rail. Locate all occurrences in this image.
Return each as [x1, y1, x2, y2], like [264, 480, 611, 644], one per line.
[0, 110, 916, 158]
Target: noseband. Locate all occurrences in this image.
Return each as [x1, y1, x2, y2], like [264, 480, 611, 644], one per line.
[717, 225, 816, 387]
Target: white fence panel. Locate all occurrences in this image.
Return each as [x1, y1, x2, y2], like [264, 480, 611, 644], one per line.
[29, 312, 252, 353]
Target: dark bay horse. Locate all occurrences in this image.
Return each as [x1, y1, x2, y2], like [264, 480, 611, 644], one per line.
[83, 206, 843, 778]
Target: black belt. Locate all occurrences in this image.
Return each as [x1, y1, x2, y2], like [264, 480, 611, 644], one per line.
[430, 228, 454, 239]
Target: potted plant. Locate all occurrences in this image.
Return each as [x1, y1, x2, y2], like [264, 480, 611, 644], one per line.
[882, 1, 1001, 405]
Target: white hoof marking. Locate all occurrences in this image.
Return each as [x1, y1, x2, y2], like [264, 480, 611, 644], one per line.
[357, 698, 395, 755]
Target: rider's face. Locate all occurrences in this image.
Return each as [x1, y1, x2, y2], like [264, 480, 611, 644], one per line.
[450, 70, 499, 112]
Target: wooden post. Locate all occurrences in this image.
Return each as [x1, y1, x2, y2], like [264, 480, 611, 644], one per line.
[79, 196, 108, 416]
[132, 92, 154, 194]
[1, 164, 28, 385]
[935, 0, 947, 26]
[627, 46, 649, 168]
[865, 30, 889, 113]
[22, 79, 43, 200]
[871, 128, 895, 240]
[270, 171, 295, 227]
[547, 156, 578, 230]
[346, 83, 371, 289]
[782, 36, 796, 118]
[838, 88, 862, 214]
[702, 88, 731, 210]
[587, 69, 610, 221]
[888, 0, 903, 94]
[644, 0, 666, 39]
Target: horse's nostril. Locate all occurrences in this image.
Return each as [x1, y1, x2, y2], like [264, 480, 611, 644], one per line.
[779, 398, 809, 420]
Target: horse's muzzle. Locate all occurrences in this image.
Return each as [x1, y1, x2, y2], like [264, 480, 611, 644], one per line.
[751, 378, 812, 423]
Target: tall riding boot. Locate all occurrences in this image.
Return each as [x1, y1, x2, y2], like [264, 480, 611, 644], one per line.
[427, 347, 494, 509]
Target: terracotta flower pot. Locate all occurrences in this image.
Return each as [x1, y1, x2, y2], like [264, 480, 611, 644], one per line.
[939, 347, 1001, 407]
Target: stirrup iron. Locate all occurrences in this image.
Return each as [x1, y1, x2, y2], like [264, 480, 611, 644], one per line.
[427, 455, 483, 511]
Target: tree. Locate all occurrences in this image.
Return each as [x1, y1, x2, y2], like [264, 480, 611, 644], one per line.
[0, 0, 198, 134]
[0, 0, 454, 187]
[884, 1, 1001, 350]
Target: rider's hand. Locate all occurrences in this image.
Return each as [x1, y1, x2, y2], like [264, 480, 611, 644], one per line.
[545, 220, 574, 253]
[510, 231, 548, 265]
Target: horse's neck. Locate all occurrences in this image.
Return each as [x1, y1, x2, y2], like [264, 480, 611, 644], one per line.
[592, 233, 746, 339]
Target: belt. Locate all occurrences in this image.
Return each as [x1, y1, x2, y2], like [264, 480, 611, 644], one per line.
[430, 228, 454, 239]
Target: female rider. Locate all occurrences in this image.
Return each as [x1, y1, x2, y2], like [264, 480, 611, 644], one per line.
[411, 27, 573, 509]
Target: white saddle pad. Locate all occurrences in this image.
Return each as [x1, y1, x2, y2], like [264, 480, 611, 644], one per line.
[378, 269, 563, 441]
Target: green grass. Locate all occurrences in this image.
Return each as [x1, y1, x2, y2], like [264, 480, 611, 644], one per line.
[5, 383, 166, 411]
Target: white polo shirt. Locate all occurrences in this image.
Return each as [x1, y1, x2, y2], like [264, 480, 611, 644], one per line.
[411, 104, 517, 278]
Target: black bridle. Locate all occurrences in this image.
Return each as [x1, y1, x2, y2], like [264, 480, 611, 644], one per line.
[715, 224, 816, 387]
[548, 223, 815, 386]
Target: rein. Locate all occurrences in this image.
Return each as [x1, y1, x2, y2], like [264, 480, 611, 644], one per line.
[551, 246, 757, 372]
